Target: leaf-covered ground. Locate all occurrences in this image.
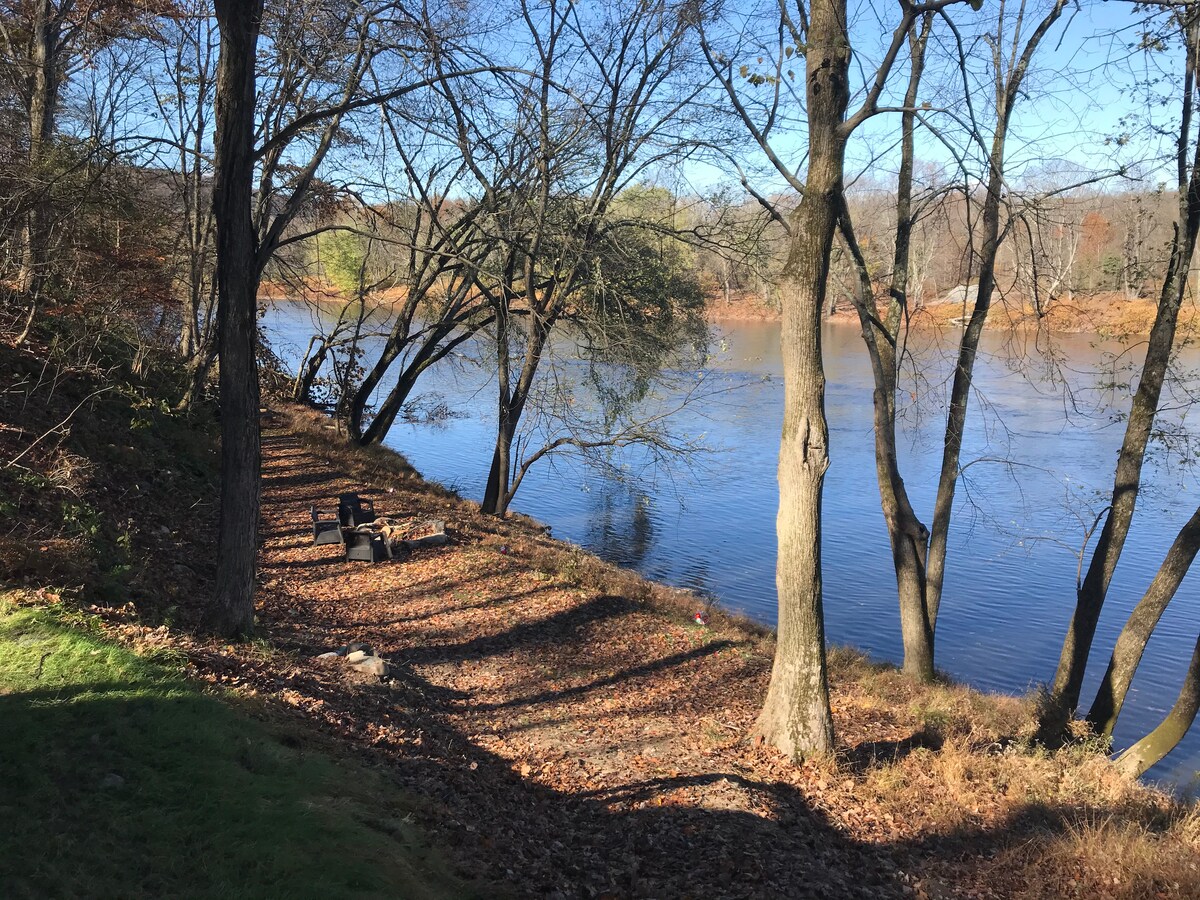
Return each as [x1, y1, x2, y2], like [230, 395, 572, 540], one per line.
[143, 404, 1196, 900]
[8, 315, 1190, 897]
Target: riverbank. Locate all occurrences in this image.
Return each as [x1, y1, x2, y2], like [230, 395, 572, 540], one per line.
[236, 404, 1200, 898]
[3, 321, 1198, 897]
[265, 276, 1200, 338]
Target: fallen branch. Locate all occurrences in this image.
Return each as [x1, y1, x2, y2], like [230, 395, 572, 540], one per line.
[4, 386, 115, 470]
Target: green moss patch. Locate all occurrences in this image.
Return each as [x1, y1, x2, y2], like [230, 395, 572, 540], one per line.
[0, 603, 474, 899]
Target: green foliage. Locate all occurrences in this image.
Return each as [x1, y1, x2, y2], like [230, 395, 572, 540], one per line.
[0, 605, 473, 899]
[315, 230, 370, 295]
[577, 213, 708, 418]
[59, 501, 102, 539]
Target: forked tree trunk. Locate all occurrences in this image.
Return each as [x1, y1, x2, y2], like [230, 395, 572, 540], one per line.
[1115, 634, 1200, 779]
[209, 0, 265, 638]
[355, 320, 478, 446]
[841, 211, 934, 682]
[482, 307, 546, 517]
[841, 14, 935, 682]
[752, 0, 847, 760]
[358, 344, 446, 445]
[923, 0, 1067, 685]
[1086, 506, 1200, 737]
[293, 336, 328, 402]
[887, 18, 935, 682]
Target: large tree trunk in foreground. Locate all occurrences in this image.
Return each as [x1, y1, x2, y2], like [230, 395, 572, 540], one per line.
[1115, 634, 1200, 779]
[209, 0, 265, 638]
[15, 0, 61, 343]
[753, 0, 847, 760]
[1086, 506, 1200, 737]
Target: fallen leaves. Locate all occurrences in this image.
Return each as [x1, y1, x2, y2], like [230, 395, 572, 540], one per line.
[68, 402, 1197, 900]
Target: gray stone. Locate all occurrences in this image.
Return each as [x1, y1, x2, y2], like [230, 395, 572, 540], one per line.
[936, 283, 978, 306]
[100, 773, 124, 790]
[351, 656, 387, 677]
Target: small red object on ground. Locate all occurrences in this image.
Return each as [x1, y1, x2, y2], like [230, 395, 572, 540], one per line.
[694, 611, 710, 626]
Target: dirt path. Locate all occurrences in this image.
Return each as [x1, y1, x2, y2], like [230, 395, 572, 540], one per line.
[200, 406, 1187, 899]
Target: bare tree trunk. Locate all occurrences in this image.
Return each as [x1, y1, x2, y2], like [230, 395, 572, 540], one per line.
[482, 303, 529, 517]
[1043, 11, 1200, 733]
[209, 0, 265, 638]
[752, 0, 847, 760]
[357, 329, 470, 446]
[926, 0, 1067, 658]
[1114, 634, 1200, 779]
[841, 210, 934, 682]
[1086, 506, 1200, 737]
[178, 336, 217, 412]
[16, 0, 60, 343]
[843, 14, 935, 682]
[292, 335, 327, 402]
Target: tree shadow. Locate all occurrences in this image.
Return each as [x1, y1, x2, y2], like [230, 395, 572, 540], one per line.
[254, 656, 1164, 899]
[842, 729, 945, 774]
[396, 593, 636, 666]
[470, 639, 737, 712]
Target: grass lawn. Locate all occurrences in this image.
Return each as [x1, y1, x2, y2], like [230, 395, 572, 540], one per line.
[0, 601, 474, 899]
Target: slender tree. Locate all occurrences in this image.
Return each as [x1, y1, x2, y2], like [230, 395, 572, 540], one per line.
[427, 0, 707, 517]
[1040, 3, 1200, 739]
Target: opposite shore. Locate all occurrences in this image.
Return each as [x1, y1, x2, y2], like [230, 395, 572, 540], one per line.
[263, 279, 1199, 337]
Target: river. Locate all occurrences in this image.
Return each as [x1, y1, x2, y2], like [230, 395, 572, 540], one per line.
[264, 301, 1200, 789]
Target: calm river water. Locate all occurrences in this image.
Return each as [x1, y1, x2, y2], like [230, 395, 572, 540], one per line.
[265, 303, 1200, 788]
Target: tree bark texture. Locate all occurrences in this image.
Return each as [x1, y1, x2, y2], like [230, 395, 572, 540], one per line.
[16, 0, 61, 339]
[1086, 505, 1200, 737]
[209, 0, 265, 638]
[752, 0, 847, 760]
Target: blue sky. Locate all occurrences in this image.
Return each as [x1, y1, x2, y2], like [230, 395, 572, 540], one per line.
[679, 0, 1189, 200]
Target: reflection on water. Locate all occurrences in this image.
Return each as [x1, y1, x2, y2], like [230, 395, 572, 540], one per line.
[263, 301, 1200, 789]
